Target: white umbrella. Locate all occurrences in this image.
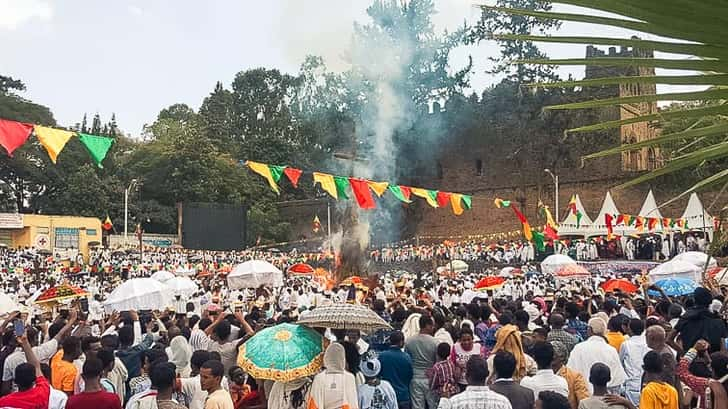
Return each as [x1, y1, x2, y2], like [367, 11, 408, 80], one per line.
[649, 260, 702, 283]
[673, 251, 718, 270]
[227, 260, 283, 289]
[450, 260, 469, 273]
[541, 254, 577, 276]
[165, 276, 199, 297]
[151, 270, 175, 283]
[103, 278, 172, 313]
[499, 267, 515, 278]
[175, 267, 196, 276]
[0, 293, 19, 316]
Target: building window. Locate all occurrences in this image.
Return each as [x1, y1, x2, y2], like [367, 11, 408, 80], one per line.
[647, 148, 656, 171]
[54, 227, 79, 249]
[475, 159, 484, 176]
[86, 229, 98, 236]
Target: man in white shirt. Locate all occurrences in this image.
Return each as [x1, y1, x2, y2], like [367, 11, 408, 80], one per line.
[567, 317, 626, 394]
[176, 350, 229, 409]
[619, 318, 650, 406]
[520, 342, 568, 400]
[40, 363, 67, 409]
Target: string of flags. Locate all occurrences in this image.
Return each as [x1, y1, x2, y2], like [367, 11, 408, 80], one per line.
[605, 213, 688, 240]
[494, 198, 557, 251]
[0, 118, 114, 167]
[245, 160, 473, 215]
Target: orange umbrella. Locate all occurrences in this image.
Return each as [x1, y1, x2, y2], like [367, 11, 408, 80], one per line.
[474, 276, 506, 291]
[601, 278, 639, 294]
[288, 263, 315, 275]
[554, 264, 590, 278]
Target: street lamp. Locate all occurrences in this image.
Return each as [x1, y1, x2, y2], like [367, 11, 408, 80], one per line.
[124, 179, 138, 247]
[544, 169, 559, 221]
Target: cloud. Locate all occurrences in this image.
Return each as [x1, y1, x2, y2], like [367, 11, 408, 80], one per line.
[128, 5, 143, 16]
[0, 0, 53, 30]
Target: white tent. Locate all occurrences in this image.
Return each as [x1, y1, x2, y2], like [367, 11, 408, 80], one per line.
[559, 194, 593, 237]
[680, 193, 714, 240]
[588, 191, 631, 237]
[648, 259, 702, 283]
[639, 190, 664, 220]
[673, 251, 718, 270]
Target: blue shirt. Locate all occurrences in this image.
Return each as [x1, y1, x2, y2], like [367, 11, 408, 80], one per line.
[377, 347, 413, 403]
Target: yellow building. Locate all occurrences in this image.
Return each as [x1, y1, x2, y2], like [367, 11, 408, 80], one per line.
[0, 213, 102, 260]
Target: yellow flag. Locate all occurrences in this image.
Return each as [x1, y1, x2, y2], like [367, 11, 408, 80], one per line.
[367, 181, 389, 197]
[246, 161, 279, 194]
[33, 126, 74, 163]
[313, 172, 338, 199]
[410, 187, 438, 208]
[450, 193, 464, 216]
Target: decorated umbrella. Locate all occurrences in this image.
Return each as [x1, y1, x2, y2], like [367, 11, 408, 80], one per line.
[498, 267, 521, 278]
[474, 276, 506, 291]
[601, 278, 639, 294]
[103, 278, 172, 313]
[237, 323, 324, 381]
[648, 277, 697, 297]
[165, 276, 199, 297]
[297, 303, 392, 332]
[340, 276, 363, 286]
[35, 284, 89, 305]
[553, 264, 591, 280]
[648, 260, 701, 283]
[673, 251, 718, 270]
[227, 260, 283, 289]
[0, 293, 19, 316]
[541, 254, 577, 275]
[151, 270, 175, 283]
[708, 267, 728, 286]
[288, 263, 315, 275]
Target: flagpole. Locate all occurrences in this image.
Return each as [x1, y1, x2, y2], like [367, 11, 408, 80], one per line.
[327, 199, 332, 253]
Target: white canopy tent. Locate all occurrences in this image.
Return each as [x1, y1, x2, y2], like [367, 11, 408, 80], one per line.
[648, 259, 702, 283]
[587, 191, 632, 237]
[638, 190, 664, 220]
[559, 194, 593, 237]
[680, 193, 714, 240]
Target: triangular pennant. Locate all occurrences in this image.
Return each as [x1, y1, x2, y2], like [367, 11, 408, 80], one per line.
[367, 181, 389, 197]
[349, 178, 376, 209]
[411, 187, 438, 207]
[0, 119, 33, 157]
[333, 176, 350, 200]
[615, 214, 625, 226]
[450, 193, 464, 216]
[313, 172, 337, 199]
[494, 198, 511, 208]
[462, 195, 472, 210]
[388, 185, 412, 203]
[283, 167, 302, 188]
[78, 133, 114, 168]
[246, 161, 280, 194]
[436, 191, 451, 208]
[268, 165, 285, 182]
[34, 125, 74, 164]
[662, 218, 670, 228]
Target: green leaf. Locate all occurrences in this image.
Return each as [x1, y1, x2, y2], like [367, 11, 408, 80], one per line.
[545, 89, 728, 110]
[515, 58, 727, 72]
[526, 74, 728, 88]
[481, 6, 651, 34]
[657, 169, 728, 208]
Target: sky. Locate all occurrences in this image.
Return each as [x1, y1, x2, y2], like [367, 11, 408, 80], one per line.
[0, 1, 693, 137]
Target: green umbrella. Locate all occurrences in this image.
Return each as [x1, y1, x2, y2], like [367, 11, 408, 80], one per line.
[237, 323, 324, 382]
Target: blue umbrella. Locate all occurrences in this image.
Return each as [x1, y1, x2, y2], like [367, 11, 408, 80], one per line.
[648, 277, 697, 297]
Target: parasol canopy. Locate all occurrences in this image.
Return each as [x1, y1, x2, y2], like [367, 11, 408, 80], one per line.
[474, 276, 506, 291]
[165, 276, 199, 297]
[649, 277, 697, 297]
[35, 284, 89, 304]
[709, 267, 728, 286]
[541, 254, 577, 275]
[498, 267, 521, 278]
[601, 278, 639, 294]
[237, 323, 323, 382]
[227, 260, 283, 289]
[554, 264, 591, 279]
[287, 263, 315, 275]
[450, 260, 469, 273]
[648, 259, 701, 283]
[151, 270, 175, 283]
[672, 251, 718, 270]
[297, 303, 392, 332]
[103, 278, 172, 313]
[0, 293, 19, 316]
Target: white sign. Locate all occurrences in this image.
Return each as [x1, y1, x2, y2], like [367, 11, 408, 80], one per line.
[34, 233, 51, 250]
[0, 213, 23, 229]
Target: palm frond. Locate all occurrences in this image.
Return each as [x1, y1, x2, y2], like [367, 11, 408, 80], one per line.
[524, 74, 728, 88]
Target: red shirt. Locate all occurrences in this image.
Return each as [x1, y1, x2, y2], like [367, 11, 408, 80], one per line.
[66, 390, 122, 409]
[0, 376, 50, 409]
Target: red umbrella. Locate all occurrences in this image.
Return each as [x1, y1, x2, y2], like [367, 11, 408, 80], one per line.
[601, 278, 639, 294]
[554, 264, 590, 278]
[288, 263, 315, 275]
[35, 284, 88, 304]
[474, 276, 506, 291]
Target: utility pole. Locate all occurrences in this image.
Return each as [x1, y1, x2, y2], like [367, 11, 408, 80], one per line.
[124, 179, 138, 247]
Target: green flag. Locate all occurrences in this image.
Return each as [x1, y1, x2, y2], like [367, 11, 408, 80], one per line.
[333, 176, 350, 200]
[268, 165, 285, 182]
[576, 211, 583, 228]
[388, 185, 412, 203]
[78, 133, 114, 168]
[532, 231, 546, 252]
[462, 195, 472, 210]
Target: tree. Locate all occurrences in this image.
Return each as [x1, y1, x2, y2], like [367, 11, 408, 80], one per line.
[199, 82, 235, 153]
[469, 0, 561, 83]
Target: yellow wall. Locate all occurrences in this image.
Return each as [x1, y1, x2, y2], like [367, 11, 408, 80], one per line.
[10, 214, 101, 261]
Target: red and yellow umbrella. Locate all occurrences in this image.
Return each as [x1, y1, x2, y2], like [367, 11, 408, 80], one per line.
[474, 276, 506, 291]
[288, 263, 315, 275]
[600, 278, 639, 294]
[35, 284, 88, 304]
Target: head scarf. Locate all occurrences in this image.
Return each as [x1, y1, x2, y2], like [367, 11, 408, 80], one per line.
[323, 342, 346, 374]
[492, 324, 526, 379]
[166, 335, 192, 376]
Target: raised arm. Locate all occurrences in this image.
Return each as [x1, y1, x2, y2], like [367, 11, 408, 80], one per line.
[53, 309, 78, 342]
[18, 335, 41, 377]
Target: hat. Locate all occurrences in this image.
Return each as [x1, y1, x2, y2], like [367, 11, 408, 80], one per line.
[360, 356, 381, 378]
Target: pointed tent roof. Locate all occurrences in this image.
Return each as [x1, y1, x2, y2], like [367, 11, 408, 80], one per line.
[589, 191, 632, 237]
[639, 190, 664, 219]
[681, 193, 713, 230]
[559, 194, 593, 237]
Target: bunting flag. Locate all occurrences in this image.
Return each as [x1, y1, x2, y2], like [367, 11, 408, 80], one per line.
[669, 219, 676, 228]
[283, 167, 302, 188]
[511, 205, 532, 241]
[625, 214, 634, 226]
[0, 119, 33, 156]
[411, 188, 439, 208]
[312, 215, 321, 233]
[313, 172, 338, 199]
[568, 195, 578, 215]
[605, 213, 614, 240]
[102, 215, 113, 231]
[268, 165, 285, 183]
[367, 181, 389, 197]
[388, 185, 412, 203]
[462, 195, 472, 210]
[635, 216, 644, 233]
[648, 217, 658, 231]
[78, 133, 114, 168]
[246, 161, 280, 194]
[615, 214, 625, 226]
[494, 198, 511, 208]
[348, 178, 376, 209]
[333, 176, 350, 200]
[662, 218, 671, 229]
[34, 126, 73, 163]
[436, 191, 451, 208]
[450, 193, 465, 216]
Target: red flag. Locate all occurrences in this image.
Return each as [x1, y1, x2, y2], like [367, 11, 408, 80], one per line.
[648, 217, 658, 231]
[544, 224, 559, 240]
[615, 214, 624, 226]
[399, 186, 412, 201]
[0, 119, 33, 156]
[283, 167, 302, 188]
[436, 191, 451, 208]
[348, 178, 376, 209]
[102, 215, 113, 231]
[605, 213, 614, 240]
[635, 216, 644, 232]
[662, 218, 670, 228]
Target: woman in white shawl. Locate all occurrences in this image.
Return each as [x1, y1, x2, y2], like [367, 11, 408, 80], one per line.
[308, 343, 359, 409]
[268, 377, 312, 409]
[166, 335, 192, 377]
